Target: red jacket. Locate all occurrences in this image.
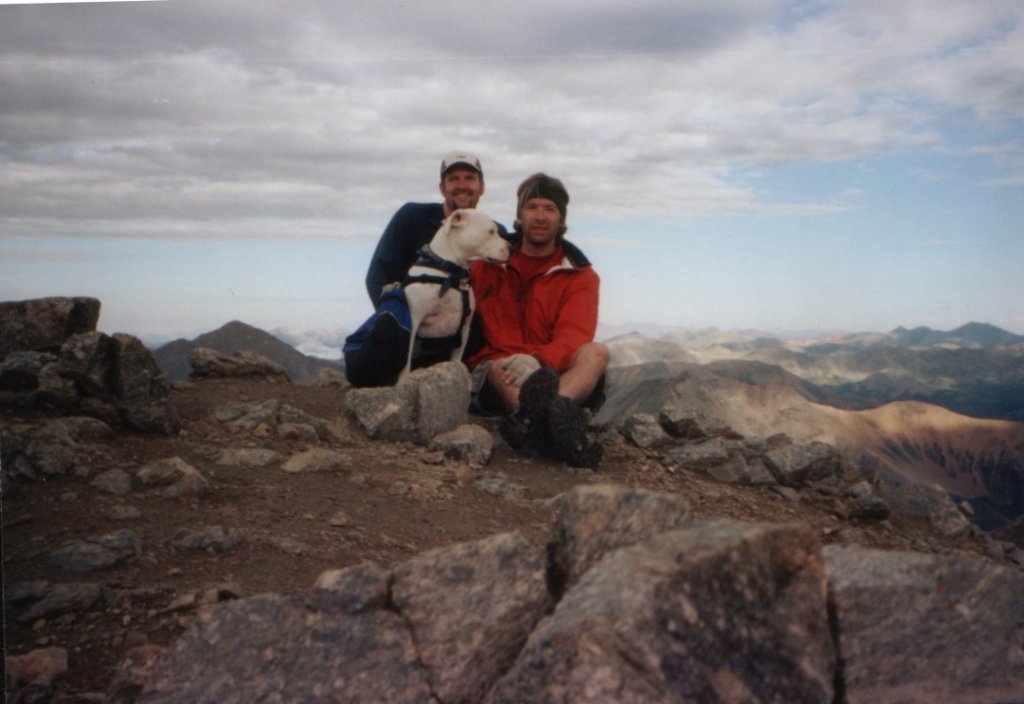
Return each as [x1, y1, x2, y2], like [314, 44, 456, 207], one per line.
[468, 240, 599, 373]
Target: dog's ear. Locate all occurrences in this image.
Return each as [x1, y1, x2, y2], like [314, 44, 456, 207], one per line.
[450, 210, 465, 227]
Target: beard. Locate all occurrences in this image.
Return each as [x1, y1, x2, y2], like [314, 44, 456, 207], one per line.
[523, 223, 558, 248]
[446, 191, 478, 211]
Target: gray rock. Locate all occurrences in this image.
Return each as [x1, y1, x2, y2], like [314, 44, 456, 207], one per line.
[548, 484, 692, 591]
[391, 531, 550, 704]
[707, 454, 778, 485]
[45, 529, 141, 572]
[25, 421, 79, 476]
[91, 468, 134, 496]
[210, 399, 279, 425]
[55, 331, 180, 434]
[621, 413, 671, 448]
[277, 421, 319, 441]
[215, 447, 281, 467]
[666, 436, 735, 470]
[211, 399, 353, 445]
[281, 448, 352, 474]
[764, 441, 841, 487]
[0, 296, 100, 358]
[136, 456, 209, 498]
[6, 580, 52, 605]
[252, 534, 308, 555]
[429, 423, 494, 467]
[169, 526, 246, 554]
[136, 456, 191, 485]
[846, 481, 891, 521]
[0, 301, 182, 430]
[56, 415, 116, 441]
[474, 475, 526, 499]
[137, 594, 431, 703]
[24, 416, 115, 477]
[772, 485, 802, 502]
[659, 405, 733, 440]
[312, 562, 391, 614]
[34, 360, 79, 407]
[345, 381, 419, 440]
[16, 582, 106, 623]
[188, 347, 289, 381]
[0, 423, 34, 479]
[878, 480, 971, 538]
[110, 333, 181, 434]
[487, 520, 835, 703]
[825, 545, 1024, 704]
[5, 646, 69, 688]
[107, 643, 168, 704]
[0, 350, 55, 391]
[59, 330, 115, 397]
[315, 367, 350, 388]
[345, 361, 470, 444]
[136, 454, 207, 497]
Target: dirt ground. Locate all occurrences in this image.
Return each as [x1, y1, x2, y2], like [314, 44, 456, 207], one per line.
[1, 376, 993, 700]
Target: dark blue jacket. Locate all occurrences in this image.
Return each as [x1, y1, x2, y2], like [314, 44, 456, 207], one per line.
[365, 202, 511, 308]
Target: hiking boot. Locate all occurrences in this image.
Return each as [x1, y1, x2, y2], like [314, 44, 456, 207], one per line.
[498, 366, 560, 450]
[546, 395, 603, 469]
[518, 367, 560, 423]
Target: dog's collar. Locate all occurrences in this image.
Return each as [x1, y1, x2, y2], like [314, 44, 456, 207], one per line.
[414, 245, 469, 279]
[406, 245, 470, 297]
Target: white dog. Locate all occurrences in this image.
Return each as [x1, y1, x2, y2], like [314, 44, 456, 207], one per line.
[401, 209, 510, 378]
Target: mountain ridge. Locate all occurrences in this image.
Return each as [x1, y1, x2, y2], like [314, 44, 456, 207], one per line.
[152, 318, 1024, 526]
[598, 360, 1024, 528]
[153, 320, 343, 384]
[606, 323, 1024, 422]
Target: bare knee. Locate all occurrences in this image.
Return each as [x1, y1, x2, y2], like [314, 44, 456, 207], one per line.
[487, 359, 520, 413]
[572, 342, 610, 371]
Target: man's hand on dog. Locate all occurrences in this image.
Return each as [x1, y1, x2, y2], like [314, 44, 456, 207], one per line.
[500, 354, 542, 386]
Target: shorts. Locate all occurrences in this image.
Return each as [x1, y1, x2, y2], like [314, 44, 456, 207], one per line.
[469, 359, 607, 417]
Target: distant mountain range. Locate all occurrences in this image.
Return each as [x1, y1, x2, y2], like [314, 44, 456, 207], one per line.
[153, 321, 343, 384]
[605, 322, 1024, 422]
[150, 319, 1024, 528]
[151, 320, 1024, 421]
[598, 323, 1024, 527]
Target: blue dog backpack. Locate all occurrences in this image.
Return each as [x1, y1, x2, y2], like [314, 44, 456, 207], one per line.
[343, 282, 469, 388]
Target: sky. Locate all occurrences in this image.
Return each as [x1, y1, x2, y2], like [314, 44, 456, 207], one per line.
[2, 0, 1023, 347]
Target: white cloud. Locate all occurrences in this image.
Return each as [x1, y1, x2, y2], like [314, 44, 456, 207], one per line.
[3, 0, 1021, 240]
[2, 1, 1022, 336]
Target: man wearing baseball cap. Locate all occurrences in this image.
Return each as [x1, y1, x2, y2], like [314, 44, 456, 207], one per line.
[364, 151, 510, 308]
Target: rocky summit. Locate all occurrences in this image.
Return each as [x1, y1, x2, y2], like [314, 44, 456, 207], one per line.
[3, 297, 1024, 703]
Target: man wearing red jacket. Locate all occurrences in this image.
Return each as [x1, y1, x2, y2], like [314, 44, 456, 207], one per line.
[468, 173, 609, 468]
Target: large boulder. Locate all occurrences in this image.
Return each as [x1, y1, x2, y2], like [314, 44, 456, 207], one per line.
[764, 441, 841, 488]
[187, 347, 289, 381]
[486, 520, 835, 703]
[137, 531, 549, 703]
[825, 545, 1024, 704]
[877, 480, 972, 538]
[58, 332, 180, 434]
[0, 299, 180, 435]
[137, 593, 431, 703]
[390, 531, 550, 704]
[345, 361, 471, 444]
[0, 296, 100, 359]
[547, 484, 693, 593]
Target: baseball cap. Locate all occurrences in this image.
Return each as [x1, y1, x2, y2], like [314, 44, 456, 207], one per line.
[440, 151, 483, 178]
